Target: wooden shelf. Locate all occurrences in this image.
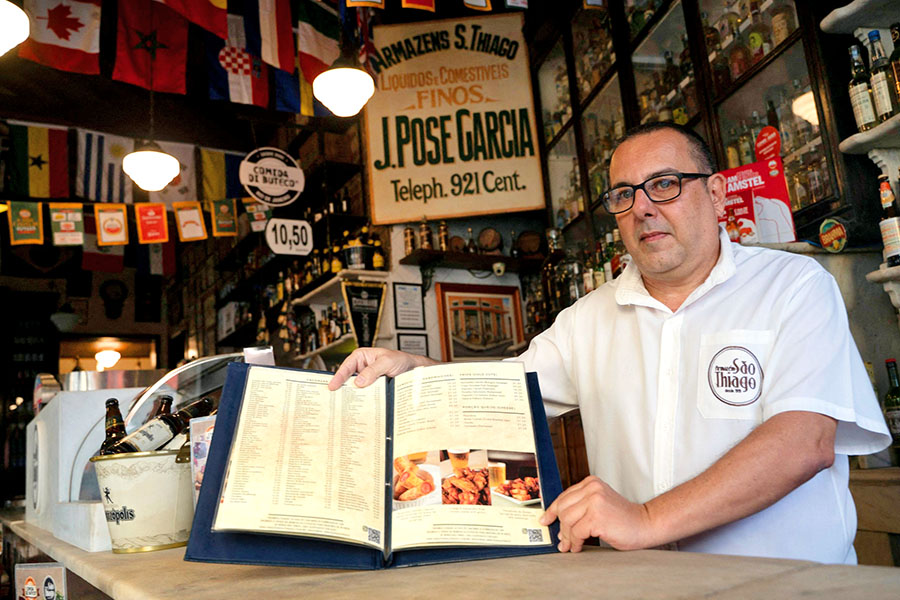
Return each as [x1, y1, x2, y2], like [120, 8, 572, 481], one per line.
[399, 250, 544, 273]
[289, 333, 357, 363]
[838, 113, 900, 155]
[820, 0, 899, 34]
[290, 270, 389, 307]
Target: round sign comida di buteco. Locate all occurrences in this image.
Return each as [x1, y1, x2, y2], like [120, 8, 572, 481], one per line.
[239, 147, 305, 208]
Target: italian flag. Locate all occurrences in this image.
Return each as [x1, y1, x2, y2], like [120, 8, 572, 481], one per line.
[296, 0, 340, 85]
[8, 122, 69, 198]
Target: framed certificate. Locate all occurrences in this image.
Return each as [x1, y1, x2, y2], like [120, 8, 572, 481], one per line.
[397, 333, 429, 357]
[392, 282, 425, 330]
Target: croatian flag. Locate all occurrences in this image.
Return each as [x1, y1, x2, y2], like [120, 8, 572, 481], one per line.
[207, 14, 270, 107]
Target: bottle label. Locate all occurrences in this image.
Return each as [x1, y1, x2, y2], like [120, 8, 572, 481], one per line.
[849, 83, 877, 129]
[871, 72, 894, 119]
[881, 181, 895, 210]
[771, 14, 790, 46]
[582, 270, 594, 294]
[119, 420, 173, 452]
[885, 407, 900, 437]
[879, 217, 900, 260]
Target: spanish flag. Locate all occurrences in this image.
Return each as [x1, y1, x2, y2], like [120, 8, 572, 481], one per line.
[8, 122, 69, 198]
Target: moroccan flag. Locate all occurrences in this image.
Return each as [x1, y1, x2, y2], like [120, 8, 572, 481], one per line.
[76, 128, 133, 203]
[401, 0, 435, 11]
[239, 0, 295, 73]
[154, 0, 227, 39]
[82, 214, 125, 272]
[7, 121, 69, 198]
[199, 148, 244, 201]
[112, 0, 189, 94]
[296, 0, 340, 85]
[206, 15, 270, 107]
[18, 0, 101, 74]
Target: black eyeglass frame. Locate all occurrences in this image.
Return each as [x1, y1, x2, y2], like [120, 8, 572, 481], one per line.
[600, 172, 712, 215]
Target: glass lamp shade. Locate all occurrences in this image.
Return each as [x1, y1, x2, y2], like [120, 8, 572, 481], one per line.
[94, 349, 121, 371]
[313, 63, 375, 117]
[123, 142, 181, 191]
[0, 0, 29, 57]
[791, 91, 819, 127]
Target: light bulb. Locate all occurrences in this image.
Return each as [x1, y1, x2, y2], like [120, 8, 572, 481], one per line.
[123, 145, 180, 191]
[95, 349, 121, 370]
[791, 91, 819, 127]
[313, 66, 375, 117]
[0, 1, 30, 57]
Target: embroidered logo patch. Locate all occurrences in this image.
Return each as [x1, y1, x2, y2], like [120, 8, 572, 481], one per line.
[707, 346, 763, 406]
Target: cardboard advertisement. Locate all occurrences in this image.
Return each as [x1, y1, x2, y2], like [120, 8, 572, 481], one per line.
[717, 157, 795, 245]
[135, 203, 169, 243]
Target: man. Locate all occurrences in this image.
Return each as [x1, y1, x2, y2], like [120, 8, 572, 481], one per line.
[329, 123, 890, 563]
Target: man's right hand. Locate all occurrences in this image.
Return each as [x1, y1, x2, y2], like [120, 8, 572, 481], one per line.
[327, 347, 439, 390]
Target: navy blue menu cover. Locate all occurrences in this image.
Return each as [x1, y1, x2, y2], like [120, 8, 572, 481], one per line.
[184, 362, 561, 569]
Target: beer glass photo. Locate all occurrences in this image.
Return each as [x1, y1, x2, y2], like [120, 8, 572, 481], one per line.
[447, 448, 470, 473]
[488, 461, 506, 488]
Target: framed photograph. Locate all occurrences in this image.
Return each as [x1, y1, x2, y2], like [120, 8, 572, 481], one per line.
[393, 282, 426, 330]
[397, 333, 429, 357]
[434, 282, 524, 362]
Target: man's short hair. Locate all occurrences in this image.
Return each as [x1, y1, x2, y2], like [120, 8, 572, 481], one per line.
[612, 122, 717, 174]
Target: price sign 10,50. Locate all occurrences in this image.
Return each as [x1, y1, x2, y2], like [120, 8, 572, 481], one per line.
[265, 218, 313, 256]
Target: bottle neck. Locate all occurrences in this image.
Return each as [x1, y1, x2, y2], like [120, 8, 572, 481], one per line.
[888, 362, 900, 388]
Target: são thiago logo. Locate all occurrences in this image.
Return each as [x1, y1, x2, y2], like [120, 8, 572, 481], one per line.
[707, 346, 764, 406]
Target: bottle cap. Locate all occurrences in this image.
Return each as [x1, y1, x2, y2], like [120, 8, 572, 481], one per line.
[105, 398, 119, 407]
[888, 358, 897, 364]
[868, 30, 880, 41]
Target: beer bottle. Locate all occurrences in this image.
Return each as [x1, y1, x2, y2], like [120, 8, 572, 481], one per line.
[104, 397, 215, 454]
[99, 398, 127, 455]
[151, 395, 173, 418]
[372, 240, 386, 270]
[883, 359, 900, 446]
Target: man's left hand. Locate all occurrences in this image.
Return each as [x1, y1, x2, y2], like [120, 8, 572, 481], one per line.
[539, 475, 654, 552]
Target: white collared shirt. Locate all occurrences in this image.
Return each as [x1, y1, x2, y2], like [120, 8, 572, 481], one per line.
[514, 228, 891, 563]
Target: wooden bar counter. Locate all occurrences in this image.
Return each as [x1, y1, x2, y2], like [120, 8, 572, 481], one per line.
[5, 519, 900, 599]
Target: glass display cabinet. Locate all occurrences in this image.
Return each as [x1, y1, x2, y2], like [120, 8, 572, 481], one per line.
[532, 0, 880, 248]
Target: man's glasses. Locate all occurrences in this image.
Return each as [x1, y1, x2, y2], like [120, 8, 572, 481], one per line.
[601, 172, 711, 215]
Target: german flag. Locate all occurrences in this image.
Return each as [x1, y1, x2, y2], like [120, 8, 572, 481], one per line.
[8, 122, 69, 198]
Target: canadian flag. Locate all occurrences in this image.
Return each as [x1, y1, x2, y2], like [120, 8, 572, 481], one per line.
[18, 0, 101, 75]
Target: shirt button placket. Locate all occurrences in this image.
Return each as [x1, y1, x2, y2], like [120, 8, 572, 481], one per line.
[653, 315, 682, 496]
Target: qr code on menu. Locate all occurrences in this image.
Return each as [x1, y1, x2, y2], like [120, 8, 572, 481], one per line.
[526, 528, 543, 543]
[367, 527, 381, 545]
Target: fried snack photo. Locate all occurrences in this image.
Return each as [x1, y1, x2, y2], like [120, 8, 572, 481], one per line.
[494, 476, 540, 502]
[393, 454, 435, 501]
[441, 467, 491, 505]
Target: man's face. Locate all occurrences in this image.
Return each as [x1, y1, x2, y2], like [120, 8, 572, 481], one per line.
[608, 129, 726, 285]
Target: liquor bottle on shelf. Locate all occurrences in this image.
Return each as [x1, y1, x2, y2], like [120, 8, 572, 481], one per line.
[438, 221, 450, 251]
[103, 397, 215, 454]
[883, 359, 900, 446]
[331, 244, 344, 273]
[726, 128, 741, 169]
[749, 110, 763, 144]
[555, 246, 585, 309]
[541, 229, 567, 319]
[746, 2, 772, 63]
[879, 174, 900, 267]
[890, 24, 900, 104]
[766, 99, 780, 130]
[418, 218, 434, 250]
[702, 11, 720, 54]
[805, 154, 824, 203]
[679, 34, 693, 80]
[848, 44, 878, 132]
[582, 245, 595, 295]
[737, 121, 754, 165]
[372, 240, 386, 270]
[727, 25, 752, 81]
[603, 231, 615, 282]
[769, 1, 796, 47]
[99, 398, 127, 455]
[663, 50, 680, 90]
[610, 228, 631, 279]
[592, 240, 606, 289]
[867, 30, 898, 123]
[712, 48, 732, 93]
[716, 2, 742, 43]
[792, 167, 809, 210]
[509, 231, 520, 259]
[465, 227, 478, 254]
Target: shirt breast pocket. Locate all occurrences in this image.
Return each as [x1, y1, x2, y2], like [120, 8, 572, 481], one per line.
[697, 330, 774, 421]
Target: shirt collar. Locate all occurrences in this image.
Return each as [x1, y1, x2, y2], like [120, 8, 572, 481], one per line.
[615, 226, 737, 313]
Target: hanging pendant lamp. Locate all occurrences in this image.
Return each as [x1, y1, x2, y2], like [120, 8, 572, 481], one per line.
[0, 0, 29, 57]
[312, 4, 374, 117]
[123, 86, 180, 191]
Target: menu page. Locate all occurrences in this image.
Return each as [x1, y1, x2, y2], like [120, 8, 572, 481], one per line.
[389, 362, 550, 551]
[213, 366, 387, 550]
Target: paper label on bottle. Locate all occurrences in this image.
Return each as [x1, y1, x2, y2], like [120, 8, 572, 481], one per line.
[120, 420, 173, 452]
[871, 72, 894, 119]
[885, 407, 900, 437]
[849, 83, 877, 129]
[879, 218, 900, 260]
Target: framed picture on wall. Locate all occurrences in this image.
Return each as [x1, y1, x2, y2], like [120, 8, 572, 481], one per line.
[397, 333, 429, 357]
[434, 282, 524, 362]
[392, 282, 425, 330]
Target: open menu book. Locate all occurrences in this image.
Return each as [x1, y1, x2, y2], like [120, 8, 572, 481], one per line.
[185, 361, 561, 569]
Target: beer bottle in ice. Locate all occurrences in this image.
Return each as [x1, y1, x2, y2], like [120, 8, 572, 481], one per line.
[151, 395, 173, 418]
[104, 397, 215, 454]
[99, 398, 127, 455]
